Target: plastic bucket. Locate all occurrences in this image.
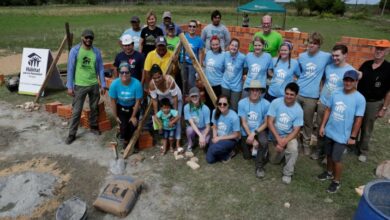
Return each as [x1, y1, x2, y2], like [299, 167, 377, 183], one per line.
[354, 179, 390, 220]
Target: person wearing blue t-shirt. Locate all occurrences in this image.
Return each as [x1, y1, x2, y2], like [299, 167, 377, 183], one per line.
[221, 38, 246, 111]
[184, 87, 211, 152]
[238, 80, 270, 178]
[296, 32, 332, 156]
[317, 70, 365, 193]
[266, 41, 300, 102]
[120, 16, 142, 52]
[311, 44, 355, 160]
[242, 36, 273, 98]
[203, 35, 225, 110]
[207, 95, 240, 164]
[267, 82, 303, 184]
[181, 20, 205, 95]
[109, 62, 143, 151]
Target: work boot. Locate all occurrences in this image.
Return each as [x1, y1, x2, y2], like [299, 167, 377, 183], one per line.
[65, 135, 76, 145]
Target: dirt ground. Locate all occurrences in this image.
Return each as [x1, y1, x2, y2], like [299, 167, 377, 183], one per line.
[0, 101, 183, 219]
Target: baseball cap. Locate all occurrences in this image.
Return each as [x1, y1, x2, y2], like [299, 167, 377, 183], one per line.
[343, 70, 358, 81]
[121, 34, 133, 45]
[369, 39, 390, 48]
[189, 87, 200, 97]
[130, 16, 140, 23]
[167, 23, 175, 30]
[155, 36, 167, 46]
[163, 11, 172, 19]
[81, 29, 94, 38]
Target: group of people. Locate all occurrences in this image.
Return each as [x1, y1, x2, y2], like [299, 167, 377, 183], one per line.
[64, 10, 390, 194]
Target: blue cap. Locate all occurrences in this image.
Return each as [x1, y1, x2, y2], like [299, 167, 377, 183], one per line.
[343, 70, 358, 81]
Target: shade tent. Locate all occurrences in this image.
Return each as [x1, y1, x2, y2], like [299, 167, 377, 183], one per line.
[236, 0, 287, 29]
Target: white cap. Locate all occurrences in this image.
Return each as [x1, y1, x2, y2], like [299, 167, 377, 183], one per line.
[121, 34, 133, 45]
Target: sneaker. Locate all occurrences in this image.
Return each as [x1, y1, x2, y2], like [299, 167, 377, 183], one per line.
[222, 151, 236, 164]
[282, 175, 291, 184]
[255, 168, 265, 178]
[317, 171, 334, 181]
[327, 181, 341, 193]
[186, 146, 192, 152]
[90, 126, 101, 136]
[251, 148, 258, 157]
[358, 155, 367, 163]
[65, 135, 76, 145]
[310, 152, 320, 160]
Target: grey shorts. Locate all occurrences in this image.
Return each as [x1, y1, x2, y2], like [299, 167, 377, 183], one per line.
[324, 136, 346, 162]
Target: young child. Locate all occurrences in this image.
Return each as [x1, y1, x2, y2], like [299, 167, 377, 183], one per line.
[155, 98, 180, 155]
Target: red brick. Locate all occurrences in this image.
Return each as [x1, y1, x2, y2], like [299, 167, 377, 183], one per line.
[138, 131, 153, 150]
[340, 36, 350, 43]
[45, 101, 62, 113]
[98, 120, 112, 132]
[349, 37, 359, 45]
[358, 38, 369, 45]
[57, 105, 72, 119]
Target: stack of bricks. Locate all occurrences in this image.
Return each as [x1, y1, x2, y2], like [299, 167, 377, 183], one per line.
[45, 101, 62, 113]
[104, 63, 115, 90]
[80, 101, 112, 132]
[138, 131, 153, 150]
[338, 36, 376, 69]
[57, 105, 72, 119]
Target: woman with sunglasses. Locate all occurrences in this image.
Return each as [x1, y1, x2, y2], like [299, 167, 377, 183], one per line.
[206, 95, 240, 164]
[149, 64, 183, 150]
[265, 41, 300, 103]
[204, 35, 225, 110]
[109, 62, 143, 151]
[139, 10, 164, 57]
[242, 36, 273, 98]
[221, 38, 246, 112]
[184, 87, 211, 152]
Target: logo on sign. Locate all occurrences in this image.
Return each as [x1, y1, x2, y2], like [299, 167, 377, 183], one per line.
[27, 53, 41, 67]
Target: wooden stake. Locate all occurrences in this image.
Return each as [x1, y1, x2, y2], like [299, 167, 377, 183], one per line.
[34, 34, 68, 103]
[65, 22, 73, 52]
[178, 33, 217, 107]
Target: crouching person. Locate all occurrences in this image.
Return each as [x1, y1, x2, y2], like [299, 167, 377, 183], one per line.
[109, 62, 143, 151]
[317, 70, 365, 193]
[267, 82, 303, 184]
[206, 95, 240, 164]
[238, 80, 270, 178]
[184, 87, 211, 152]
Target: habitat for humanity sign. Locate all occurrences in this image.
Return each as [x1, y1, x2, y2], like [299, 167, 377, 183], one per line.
[19, 48, 65, 95]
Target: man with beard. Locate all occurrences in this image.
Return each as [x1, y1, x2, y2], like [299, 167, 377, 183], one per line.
[201, 10, 231, 51]
[65, 29, 106, 145]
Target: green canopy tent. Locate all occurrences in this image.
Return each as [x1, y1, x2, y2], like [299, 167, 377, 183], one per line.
[236, 0, 287, 29]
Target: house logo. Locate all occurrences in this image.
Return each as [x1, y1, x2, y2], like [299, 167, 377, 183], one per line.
[27, 53, 41, 67]
[305, 62, 317, 77]
[82, 57, 91, 66]
[206, 58, 216, 72]
[250, 63, 261, 75]
[217, 121, 227, 136]
[226, 62, 234, 79]
[279, 113, 290, 124]
[247, 111, 258, 121]
[335, 101, 347, 113]
[276, 69, 286, 79]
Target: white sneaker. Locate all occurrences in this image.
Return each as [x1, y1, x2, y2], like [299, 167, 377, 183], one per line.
[282, 176, 291, 184]
[252, 148, 258, 157]
[358, 155, 367, 163]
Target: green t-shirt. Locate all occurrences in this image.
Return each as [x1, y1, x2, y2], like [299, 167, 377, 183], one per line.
[166, 36, 180, 51]
[249, 31, 283, 57]
[75, 47, 98, 86]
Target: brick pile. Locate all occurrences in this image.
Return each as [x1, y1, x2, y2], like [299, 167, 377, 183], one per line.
[45, 101, 62, 113]
[80, 101, 112, 132]
[138, 131, 153, 150]
[57, 105, 72, 119]
[338, 36, 377, 69]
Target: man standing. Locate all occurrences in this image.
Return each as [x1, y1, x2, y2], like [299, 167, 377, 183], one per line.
[114, 34, 145, 81]
[311, 44, 355, 160]
[65, 29, 106, 145]
[249, 15, 283, 57]
[201, 10, 231, 51]
[238, 80, 270, 178]
[159, 11, 182, 36]
[267, 82, 303, 184]
[357, 39, 390, 162]
[317, 70, 365, 193]
[121, 16, 142, 52]
[296, 32, 332, 155]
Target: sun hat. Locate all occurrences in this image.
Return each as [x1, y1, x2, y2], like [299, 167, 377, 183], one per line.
[245, 80, 265, 91]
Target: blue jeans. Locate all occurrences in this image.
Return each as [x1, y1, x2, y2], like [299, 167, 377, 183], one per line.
[206, 139, 236, 164]
[181, 62, 196, 95]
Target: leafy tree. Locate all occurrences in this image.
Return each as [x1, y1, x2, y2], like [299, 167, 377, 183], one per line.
[292, 0, 307, 16]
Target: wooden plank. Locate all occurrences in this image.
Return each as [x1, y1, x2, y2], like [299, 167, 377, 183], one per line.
[123, 42, 182, 158]
[34, 34, 68, 103]
[178, 33, 217, 107]
[65, 22, 73, 52]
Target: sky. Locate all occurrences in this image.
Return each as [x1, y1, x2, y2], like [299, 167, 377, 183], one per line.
[275, 0, 381, 5]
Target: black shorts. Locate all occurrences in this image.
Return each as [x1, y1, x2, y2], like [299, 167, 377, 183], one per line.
[324, 136, 346, 162]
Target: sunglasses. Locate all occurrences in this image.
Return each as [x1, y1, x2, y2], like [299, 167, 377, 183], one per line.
[84, 36, 94, 40]
[188, 25, 196, 28]
[120, 71, 130, 75]
[218, 102, 228, 107]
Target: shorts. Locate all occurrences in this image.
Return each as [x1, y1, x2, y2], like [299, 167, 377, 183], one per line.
[162, 129, 175, 139]
[324, 136, 346, 162]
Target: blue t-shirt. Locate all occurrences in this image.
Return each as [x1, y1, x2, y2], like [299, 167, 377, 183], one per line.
[121, 28, 141, 52]
[157, 109, 178, 130]
[204, 50, 225, 86]
[184, 103, 211, 129]
[268, 58, 300, 98]
[267, 97, 303, 137]
[221, 52, 246, 92]
[108, 78, 143, 107]
[296, 51, 332, 98]
[211, 109, 240, 137]
[324, 90, 366, 144]
[184, 33, 204, 65]
[243, 52, 273, 89]
[319, 64, 355, 105]
[238, 98, 270, 136]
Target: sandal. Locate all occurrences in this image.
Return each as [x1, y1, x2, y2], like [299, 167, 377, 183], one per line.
[160, 145, 167, 155]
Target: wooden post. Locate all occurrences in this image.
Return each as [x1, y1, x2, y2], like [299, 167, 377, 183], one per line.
[123, 42, 182, 158]
[65, 22, 73, 52]
[34, 35, 68, 103]
[178, 33, 217, 107]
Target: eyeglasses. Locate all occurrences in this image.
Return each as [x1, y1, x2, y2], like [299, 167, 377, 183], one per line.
[218, 102, 228, 107]
[190, 95, 199, 98]
[120, 71, 130, 75]
[84, 36, 94, 40]
[188, 25, 196, 28]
